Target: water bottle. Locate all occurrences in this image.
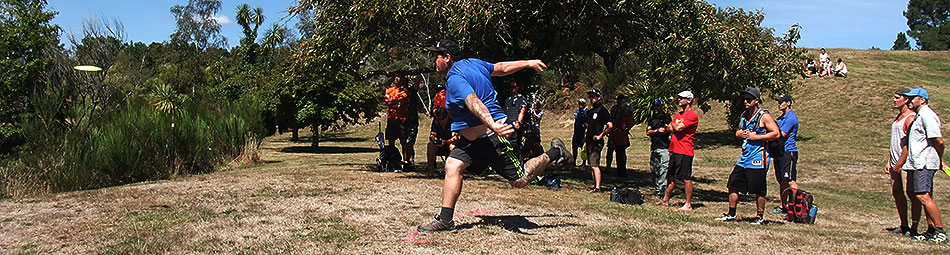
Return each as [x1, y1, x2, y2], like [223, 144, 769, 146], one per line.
[808, 205, 818, 223]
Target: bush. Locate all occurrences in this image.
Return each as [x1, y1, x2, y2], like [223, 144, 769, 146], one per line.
[1, 94, 266, 196]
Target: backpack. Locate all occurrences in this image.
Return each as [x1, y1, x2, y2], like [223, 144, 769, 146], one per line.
[782, 188, 817, 224]
[610, 188, 644, 205]
[376, 145, 402, 172]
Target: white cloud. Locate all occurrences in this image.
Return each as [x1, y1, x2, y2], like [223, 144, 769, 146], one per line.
[212, 14, 231, 25]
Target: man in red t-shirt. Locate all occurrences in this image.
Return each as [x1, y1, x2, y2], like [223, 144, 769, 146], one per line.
[657, 90, 699, 211]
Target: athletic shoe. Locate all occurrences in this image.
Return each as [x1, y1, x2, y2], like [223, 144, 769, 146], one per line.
[927, 230, 947, 243]
[750, 216, 766, 225]
[590, 188, 605, 193]
[417, 216, 455, 232]
[714, 213, 737, 222]
[550, 137, 574, 165]
[768, 206, 786, 214]
[886, 226, 910, 235]
[911, 231, 933, 241]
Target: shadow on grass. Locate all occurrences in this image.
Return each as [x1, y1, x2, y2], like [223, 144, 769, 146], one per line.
[280, 146, 377, 154]
[695, 131, 741, 149]
[455, 214, 583, 235]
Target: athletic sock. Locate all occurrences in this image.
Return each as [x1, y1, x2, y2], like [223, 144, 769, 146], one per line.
[728, 207, 737, 217]
[927, 226, 936, 234]
[937, 227, 945, 233]
[756, 211, 764, 218]
[545, 147, 562, 162]
[439, 207, 454, 222]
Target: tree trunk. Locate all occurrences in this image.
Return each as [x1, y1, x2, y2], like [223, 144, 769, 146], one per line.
[310, 124, 320, 148]
[291, 128, 299, 141]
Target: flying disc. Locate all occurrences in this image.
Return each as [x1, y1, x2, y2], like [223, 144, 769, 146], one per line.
[73, 65, 103, 72]
[944, 164, 950, 177]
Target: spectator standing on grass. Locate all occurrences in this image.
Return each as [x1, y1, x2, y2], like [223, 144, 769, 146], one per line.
[606, 94, 633, 177]
[384, 76, 411, 171]
[901, 88, 947, 243]
[769, 94, 800, 214]
[416, 39, 572, 232]
[657, 91, 699, 211]
[504, 81, 528, 155]
[834, 58, 848, 78]
[646, 98, 672, 196]
[885, 88, 915, 236]
[572, 98, 589, 166]
[522, 100, 545, 161]
[404, 75, 423, 171]
[584, 89, 612, 192]
[715, 87, 779, 225]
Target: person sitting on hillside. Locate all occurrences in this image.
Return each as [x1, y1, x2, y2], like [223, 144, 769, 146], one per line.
[834, 58, 848, 78]
[803, 59, 817, 77]
[426, 108, 457, 177]
[818, 48, 831, 77]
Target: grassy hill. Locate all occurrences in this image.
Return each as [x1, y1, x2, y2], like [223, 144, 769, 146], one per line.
[2, 49, 949, 254]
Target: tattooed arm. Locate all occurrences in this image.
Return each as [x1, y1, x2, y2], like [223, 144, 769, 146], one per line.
[464, 93, 514, 137]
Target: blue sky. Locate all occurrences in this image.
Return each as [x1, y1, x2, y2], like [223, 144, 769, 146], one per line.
[706, 0, 914, 49]
[49, 0, 298, 48]
[49, 0, 912, 50]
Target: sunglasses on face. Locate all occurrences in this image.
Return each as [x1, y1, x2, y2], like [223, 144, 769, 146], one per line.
[743, 97, 756, 102]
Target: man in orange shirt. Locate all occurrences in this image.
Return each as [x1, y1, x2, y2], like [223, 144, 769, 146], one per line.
[385, 76, 411, 171]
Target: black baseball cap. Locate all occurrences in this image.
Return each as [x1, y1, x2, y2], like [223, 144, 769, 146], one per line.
[425, 39, 461, 56]
[774, 94, 792, 102]
[895, 87, 911, 95]
[587, 88, 602, 97]
[740, 87, 761, 99]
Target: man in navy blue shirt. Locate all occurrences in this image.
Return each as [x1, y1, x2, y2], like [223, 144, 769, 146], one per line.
[769, 94, 800, 214]
[417, 40, 573, 232]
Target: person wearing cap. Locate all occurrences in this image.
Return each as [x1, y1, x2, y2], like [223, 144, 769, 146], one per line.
[901, 88, 947, 242]
[646, 98, 672, 196]
[584, 88, 612, 192]
[573, 98, 589, 166]
[432, 84, 447, 115]
[714, 87, 780, 224]
[503, 80, 528, 155]
[417, 39, 573, 232]
[884, 88, 916, 236]
[769, 94, 800, 214]
[606, 94, 634, 177]
[657, 90, 700, 211]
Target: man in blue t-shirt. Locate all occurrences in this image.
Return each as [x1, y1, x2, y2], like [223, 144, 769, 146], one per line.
[417, 40, 573, 232]
[769, 94, 801, 214]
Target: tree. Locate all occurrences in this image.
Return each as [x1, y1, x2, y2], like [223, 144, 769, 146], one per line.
[288, 0, 804, 132]
[170, 0, 226, 51]
[904, 0, 950, 50]
[0, 0, 60, 153]
[893, 32, 912, 50]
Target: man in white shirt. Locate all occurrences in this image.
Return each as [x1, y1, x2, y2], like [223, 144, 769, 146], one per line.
[902, 88, 946, 243]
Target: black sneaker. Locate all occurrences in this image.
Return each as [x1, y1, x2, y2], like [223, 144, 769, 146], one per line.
[417, 216, 455, 232]
[886, 226, 910, 235]
[911, 231, 934, 241]
[927, 229, 947, 243]
[750, 216, 766, 225]
[714, 213, 737, 222]
[550, 137, 573, 165]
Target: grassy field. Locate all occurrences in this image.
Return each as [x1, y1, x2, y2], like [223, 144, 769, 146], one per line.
[2, 49, 950, 254]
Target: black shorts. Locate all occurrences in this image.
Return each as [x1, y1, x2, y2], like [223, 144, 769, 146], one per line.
[448, 134, 525, 181]
[773, 151, 798, 182]
[727, 166, 768, 196]
[666, 153, 693, 181]
[385, 118, 407, 140]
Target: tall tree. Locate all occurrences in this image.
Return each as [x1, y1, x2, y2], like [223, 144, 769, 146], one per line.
[893, 31, 912, 50]
[905, 0, 950, 50]
[170, 0, 226, 51]
[0, 0, 60, 153]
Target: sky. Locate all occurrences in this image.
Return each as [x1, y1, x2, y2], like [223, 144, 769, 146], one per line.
[49, 0, 299, 49]
[49, 0, 913, 50]
[705, 0, 914, 49]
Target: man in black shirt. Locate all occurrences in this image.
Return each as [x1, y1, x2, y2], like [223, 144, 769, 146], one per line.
[645, 98, 672, 196]
[504, 81, 528, 156]
[584, 89, 612, 192]
[572, 99, 589, 166]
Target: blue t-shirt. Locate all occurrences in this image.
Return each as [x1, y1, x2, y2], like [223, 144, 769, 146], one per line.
[776, 109, 799, 152]
[445, 58, 507, 131]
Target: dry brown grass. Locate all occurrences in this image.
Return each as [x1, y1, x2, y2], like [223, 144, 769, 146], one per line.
[2, 50, 950, 254]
